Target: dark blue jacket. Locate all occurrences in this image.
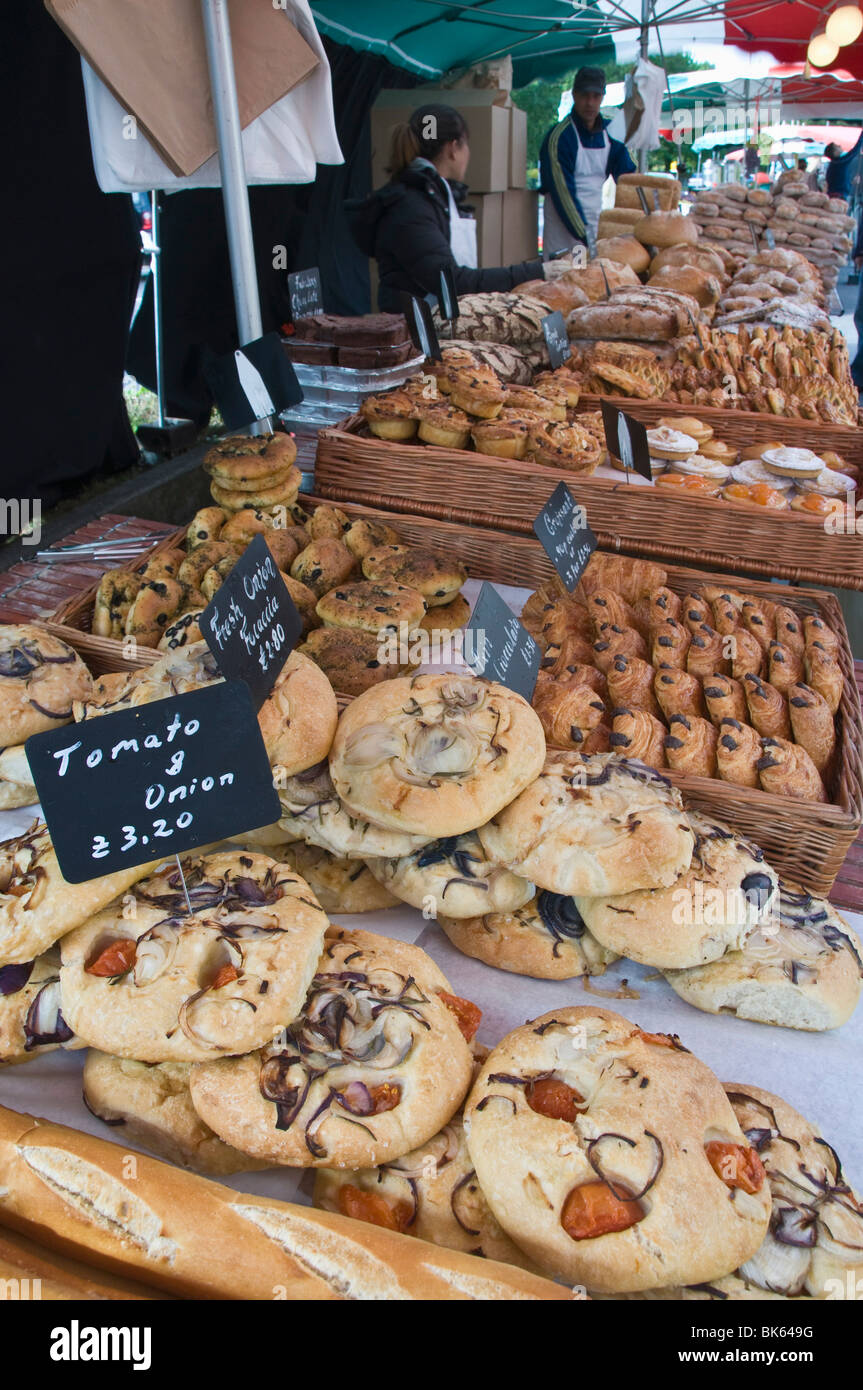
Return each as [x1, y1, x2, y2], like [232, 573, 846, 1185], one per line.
[826, 130, 863, 199]
[539, 112, 636, 242]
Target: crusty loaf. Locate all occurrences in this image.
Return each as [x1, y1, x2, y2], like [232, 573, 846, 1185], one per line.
[0, 1224, 168, 1300]
[0, 1106, 570, 1301]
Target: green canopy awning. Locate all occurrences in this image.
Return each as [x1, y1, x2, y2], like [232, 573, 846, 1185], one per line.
[310, 2, 617, 86]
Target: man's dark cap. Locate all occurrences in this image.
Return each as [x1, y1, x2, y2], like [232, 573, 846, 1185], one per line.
[573, 66, 607, 94]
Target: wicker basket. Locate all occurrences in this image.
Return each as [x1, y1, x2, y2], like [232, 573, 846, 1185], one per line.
[48, 497, 863, 896]
[314, 416, 863, 590]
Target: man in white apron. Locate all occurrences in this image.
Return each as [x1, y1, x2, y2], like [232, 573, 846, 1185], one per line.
[539, 67, 636, 259]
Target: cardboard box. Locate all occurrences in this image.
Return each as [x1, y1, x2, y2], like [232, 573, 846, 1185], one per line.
[371, 90, 510, 192]
[468, 192, 503, 267]
[509, 105, 528, 188]
[45, 0, 318, 177]
[501, 189, 539, 264]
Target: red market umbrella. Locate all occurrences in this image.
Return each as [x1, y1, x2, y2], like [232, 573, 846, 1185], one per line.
[724, 0, 863, 80]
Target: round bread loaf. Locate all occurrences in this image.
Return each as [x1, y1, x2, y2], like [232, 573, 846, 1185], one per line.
[594, 236, 651, 273]
[634, 212, 698, 248]
[647, 264, 721, 308]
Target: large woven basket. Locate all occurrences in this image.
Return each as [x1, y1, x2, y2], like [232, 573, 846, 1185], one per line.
[48, 494, 863, 898]
[314, 415, 863, 589]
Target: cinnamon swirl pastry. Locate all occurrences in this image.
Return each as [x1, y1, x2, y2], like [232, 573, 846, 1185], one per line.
[449, 365, 505, 419]
[757, 738, 827, 804]
[654, 667, 704, 720]
[664, 713, 718, 778]
[716, 719, 761, 789]
[788, 683, 836, 776]
[416, 402, 472, 449]
[744, 674, 791, 740]
[360, 390, 418, 441]
[527, 422, 603, 474]
[470, 417, 529, 460]
[504, 386, 563, 422]
[607, 655, 661, 717]
[533, 370, 580, 407]
[609, 708, 667, 769]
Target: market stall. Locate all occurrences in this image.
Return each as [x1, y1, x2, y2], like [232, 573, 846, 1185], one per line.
[2, 0, 863, 1325]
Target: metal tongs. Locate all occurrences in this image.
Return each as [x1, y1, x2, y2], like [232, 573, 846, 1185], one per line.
[35, 533, 168, 564]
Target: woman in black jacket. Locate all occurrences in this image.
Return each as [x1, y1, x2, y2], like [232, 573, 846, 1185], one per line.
[347, 103, 545, 312]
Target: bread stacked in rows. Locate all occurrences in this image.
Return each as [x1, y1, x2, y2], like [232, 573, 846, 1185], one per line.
[520, 552, 844, 804]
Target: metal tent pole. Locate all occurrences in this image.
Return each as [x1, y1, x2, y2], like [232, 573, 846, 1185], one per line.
[638, 0, 651, 174]
[200, 0, 269, 434]
[150, 190, 166, 430]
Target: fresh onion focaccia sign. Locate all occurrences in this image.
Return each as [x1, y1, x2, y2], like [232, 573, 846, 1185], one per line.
[533, 481, 597, 592]
[201, 533, 303, 709]
[25, 683, 280, 882]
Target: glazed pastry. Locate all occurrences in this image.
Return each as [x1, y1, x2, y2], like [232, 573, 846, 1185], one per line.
[449, 365, 505, 419]
[702, 673, 747, 727]
[804, 647, 843, 716]
[686, 624, 728, 680]
[534, 370, 580, 407]
[650, 619, 690, 671]
[533, 681, 606, 750]
[504, 386, 563, 422]
[528, 422, 603, 473]
[606, 655, 661, 717]
[743, 674, 791, 740]
[803, 616, 840, 658]
[592, 626, 648, 673]
[645, 586, 682, 630]
[773, 606, 805, 656]
[470, 417, 528, 460]
[787, 683, 837, 775]
[416, 403, 472, 449]
[609, 708, 666, 769]
[741, 600, 775, 653]
[730, 629, 765, 682]
[757, 738, 827, 804]
[715, 719, 762, 789]
[360, 390, 418, 441]
[663, 713, 718, 777]
[710, 593, 740, 638]
[681, 593, 712, 634]
[766, 641, 803, 697]
[654, 667, 704, 720]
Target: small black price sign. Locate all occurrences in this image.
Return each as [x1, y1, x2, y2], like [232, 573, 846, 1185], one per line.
[287, 267, 323, 320]
[203, 332, 303, 431]
[400, 293, 442, 362]
[601, 400, 652, 483]
[25, 683, 281, 883]
[200, 533, 303, 710]
[541, 310, 571, 369]
[765, 227, 776, 250]
[533, 481, 597, 593]
[438, 266, 459, 323]
[464, 582, 540, 702]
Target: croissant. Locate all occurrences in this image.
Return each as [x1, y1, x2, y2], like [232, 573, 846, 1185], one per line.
[774, 605, 805, 656]
[609, 708, 667, 769]
[803, 647, 844, 717]
[521, 580, 568, 631]
[586, 588, 639, 638]
[651, 619, 691, 671]
[579, 554, 667, 606]
[686, 624, 729, 680]
[700, 584, 746, 611]
[654, 667, 704, 720]
[716, 718, 761, 789]
[730, 629, 765, 681]
[538, 633, 596, 679]
[534, 599, 594, 650]
[645, 586, 682, 631]
[681, 593, 713, 634]
[710, 593, 740, 637]
[606, 655, 661, 717]
[767, 641, 804, 697]
[533, 682, 606, 750]
[788, 682, 836, 776]
[743, 673, 791, 740]
[741, 599, 775, 653]
[757, 737, 828, 804]
[592, 625, 648, 673]
[803, 615, 840, 659]
[664, 713, 718, 778]
[702, 673, 747, 726]
[535, 662, 607, 701]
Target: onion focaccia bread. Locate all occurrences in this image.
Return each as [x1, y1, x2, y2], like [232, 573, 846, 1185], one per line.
[59, 853, 328, 1062]
[638, 1085, 863, 1299]
[0, 822, 159, 967]
[476, 752, 694, 897]
[277, 760, 432, 860]
[0, 743, 38, 809]
[330, 674, 546, 839]
[438, 890, 618, 980]
[364, 833, 533, 920]
[0, 949, 78, 1065]
[575, 812, 777, 971]
[664, 877, 863, 1031]
[465, 1008, 771, 1293]
[0, 625, 92, 745]
[189, 928, 475, 1168]
[283, 843, 399, 914]
[82, 1053, 268, 1176]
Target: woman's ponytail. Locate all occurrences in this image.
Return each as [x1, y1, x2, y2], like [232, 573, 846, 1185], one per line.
[387, 122, 422, 177]
[386, 103, 469, 178]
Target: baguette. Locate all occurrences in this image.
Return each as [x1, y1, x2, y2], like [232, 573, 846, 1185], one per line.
[0, 1105, 570, 1301]
[0, 1224, 168, 1300]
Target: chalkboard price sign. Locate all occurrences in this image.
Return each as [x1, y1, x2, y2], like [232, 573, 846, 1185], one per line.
[601, 400, 652, 483]
[287, 267, 323, 321]
[200, 533, 303, 710]
[463, 582, 540, 702]
[25, 682, 281, 883]
[533, 481, 597, 593]
[541, 311, 572, 369]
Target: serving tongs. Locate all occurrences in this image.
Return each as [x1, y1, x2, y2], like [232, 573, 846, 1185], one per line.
[35, 534, 168, 564]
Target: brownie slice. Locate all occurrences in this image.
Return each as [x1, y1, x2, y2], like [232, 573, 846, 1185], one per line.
[284, 339, 337, 365]
[337, 341, 415, 368]
[332, 314, 410, 347]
